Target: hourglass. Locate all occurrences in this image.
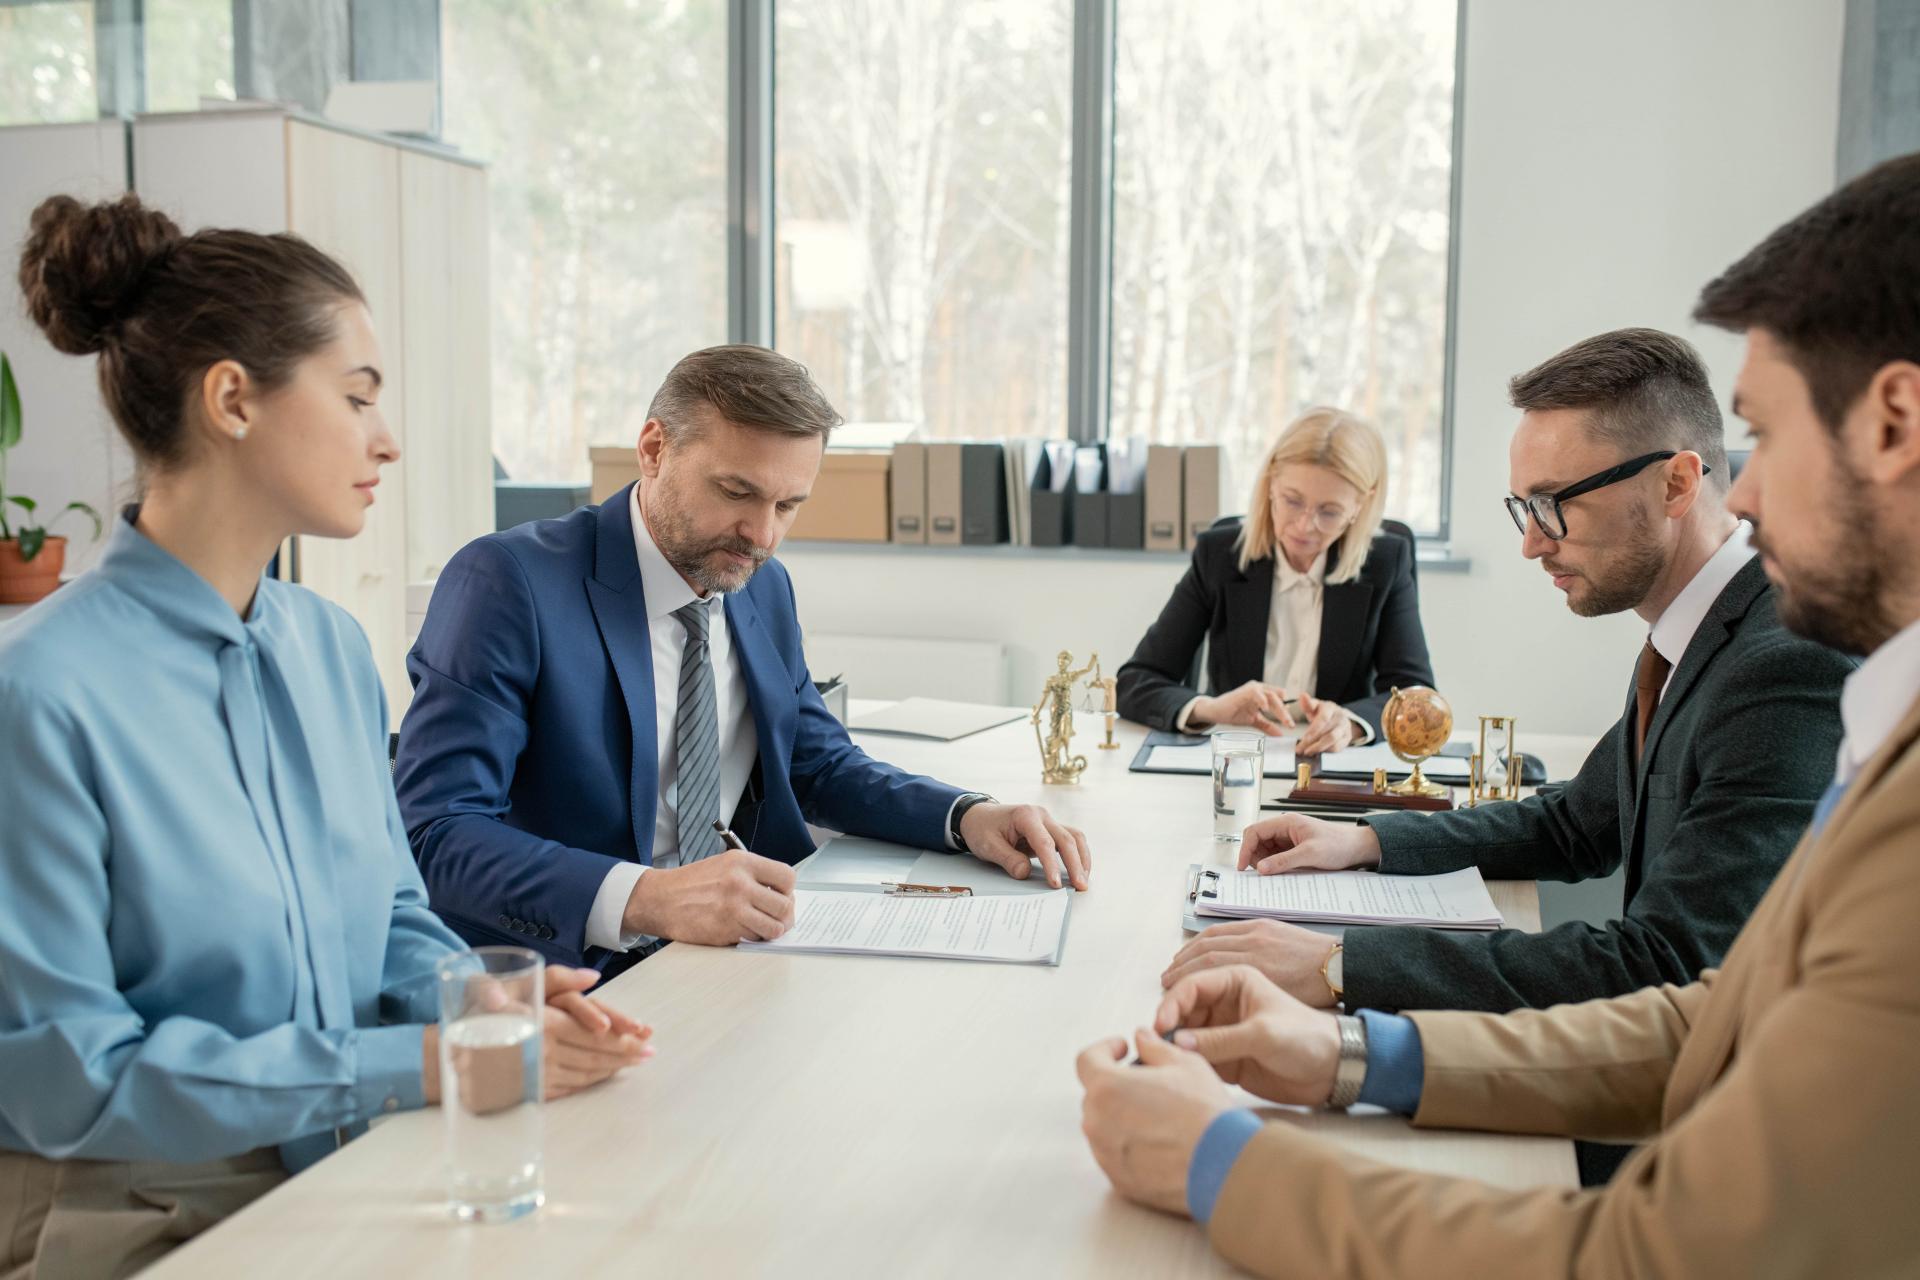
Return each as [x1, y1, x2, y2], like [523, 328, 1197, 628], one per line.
[1469, 715, 1521, 806]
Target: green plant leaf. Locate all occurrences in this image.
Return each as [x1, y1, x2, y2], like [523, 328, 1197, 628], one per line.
[0, 352, 20, 453]
[60, 501, 103, 541]
[18, 526, 45, 561]
[8, 495, 36, 514]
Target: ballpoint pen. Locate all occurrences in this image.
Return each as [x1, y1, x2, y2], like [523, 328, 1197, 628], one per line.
[879, 882, 974, 897]
[712, 820, 748, 852]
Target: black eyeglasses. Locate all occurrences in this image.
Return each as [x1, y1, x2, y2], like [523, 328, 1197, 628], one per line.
[1504, 451, 1710, 540]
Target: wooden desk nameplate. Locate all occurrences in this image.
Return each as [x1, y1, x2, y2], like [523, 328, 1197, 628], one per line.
[1289, 764, 1454, 813]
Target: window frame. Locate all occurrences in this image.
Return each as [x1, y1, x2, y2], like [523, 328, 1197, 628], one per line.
[733, 0, 1466, 544]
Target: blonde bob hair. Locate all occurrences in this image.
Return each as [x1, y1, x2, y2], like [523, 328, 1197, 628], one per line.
[1235, 407, 1389, 583]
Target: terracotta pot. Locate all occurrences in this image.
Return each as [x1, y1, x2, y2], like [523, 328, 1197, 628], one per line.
[0, 536, 66, 605]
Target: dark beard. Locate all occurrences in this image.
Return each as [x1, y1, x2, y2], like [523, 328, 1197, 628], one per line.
[1752, 487, 1897, 656]
[1557, 518, 1667, 618]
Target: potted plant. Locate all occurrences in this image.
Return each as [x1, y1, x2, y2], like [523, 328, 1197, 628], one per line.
[0, 351, 102, 605]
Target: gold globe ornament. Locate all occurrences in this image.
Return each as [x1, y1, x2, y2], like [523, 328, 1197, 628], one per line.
[1382, 686, 1454, 799]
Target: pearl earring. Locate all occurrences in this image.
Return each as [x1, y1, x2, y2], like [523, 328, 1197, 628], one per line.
[232, 427, 249, 441]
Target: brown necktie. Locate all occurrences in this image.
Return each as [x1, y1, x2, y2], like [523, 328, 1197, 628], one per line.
[1634, 639, 1673, 759]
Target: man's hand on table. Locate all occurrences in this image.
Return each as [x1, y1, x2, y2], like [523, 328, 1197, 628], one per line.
[958, 802, 1092, 890]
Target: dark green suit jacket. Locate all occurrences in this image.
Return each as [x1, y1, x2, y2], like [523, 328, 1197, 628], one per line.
[1346, 557, 1850, 1017]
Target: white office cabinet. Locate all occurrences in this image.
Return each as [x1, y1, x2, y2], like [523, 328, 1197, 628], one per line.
[398, 149, 493, 584]
[133, 109, 491, 721]
[284, 122, 413, 719]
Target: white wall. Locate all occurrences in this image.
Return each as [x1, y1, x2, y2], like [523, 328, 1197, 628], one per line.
[0, 122, 134, 576]
[778, 0, 1847, 742]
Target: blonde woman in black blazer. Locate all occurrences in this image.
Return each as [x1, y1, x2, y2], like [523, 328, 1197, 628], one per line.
[1117, 408, 1436, 754]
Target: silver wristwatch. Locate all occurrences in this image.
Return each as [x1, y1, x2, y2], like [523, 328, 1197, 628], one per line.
[1326, 1014, 1369, 1110]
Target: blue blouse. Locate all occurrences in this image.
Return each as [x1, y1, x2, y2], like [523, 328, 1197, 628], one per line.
[0, 515, 463, 1171]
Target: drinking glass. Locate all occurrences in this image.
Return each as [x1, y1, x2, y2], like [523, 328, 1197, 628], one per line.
[437, 946, 544, 1223]
[1211, 731, 1265, 851]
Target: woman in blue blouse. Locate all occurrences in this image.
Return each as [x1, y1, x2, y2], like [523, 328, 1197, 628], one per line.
[0, 194, 652, 1276]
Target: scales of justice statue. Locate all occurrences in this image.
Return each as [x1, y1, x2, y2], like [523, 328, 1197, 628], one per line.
[1031, 650, 1105, 784]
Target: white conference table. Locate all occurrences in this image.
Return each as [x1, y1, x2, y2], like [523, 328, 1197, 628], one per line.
[150, 713, 1592, 1278]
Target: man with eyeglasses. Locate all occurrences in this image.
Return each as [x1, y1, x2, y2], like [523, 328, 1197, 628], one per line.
[1081, 149, 1920, 1280]
[1159, 326, 1850, 1183]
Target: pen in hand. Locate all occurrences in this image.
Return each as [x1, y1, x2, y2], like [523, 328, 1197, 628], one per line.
[711, 820, 748, 853]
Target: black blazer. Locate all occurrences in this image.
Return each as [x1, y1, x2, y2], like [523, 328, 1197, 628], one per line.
[1115, 518, 1436, 738]
[1348, 557, 1851, 1017]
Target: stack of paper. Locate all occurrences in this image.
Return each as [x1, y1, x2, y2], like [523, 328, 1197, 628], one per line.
[1001, 437, 1048, 546]
[1190, 865, 1502, 930]
[739, 888, 1071, 965]
[850, 697, 1028, 742]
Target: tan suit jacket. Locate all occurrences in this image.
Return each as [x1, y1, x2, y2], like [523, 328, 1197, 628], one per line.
[1208, 695, 1920, 1279]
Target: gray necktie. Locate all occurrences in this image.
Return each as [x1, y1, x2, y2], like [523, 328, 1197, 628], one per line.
[671, 598, 724, 864]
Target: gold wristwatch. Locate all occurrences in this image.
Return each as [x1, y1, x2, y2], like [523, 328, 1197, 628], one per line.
[1320, 941, 1345, 1004]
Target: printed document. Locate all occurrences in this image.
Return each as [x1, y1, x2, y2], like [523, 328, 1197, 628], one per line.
[739, 888, 1071, 965]
[1191, 865, 1502, 930]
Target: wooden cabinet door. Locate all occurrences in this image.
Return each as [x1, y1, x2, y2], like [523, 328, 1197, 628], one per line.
[286, 120, 413, 724]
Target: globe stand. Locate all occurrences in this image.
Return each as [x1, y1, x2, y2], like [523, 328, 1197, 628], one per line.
[1286, 685, 1458, 812]
[1388, 757, 1450, 800]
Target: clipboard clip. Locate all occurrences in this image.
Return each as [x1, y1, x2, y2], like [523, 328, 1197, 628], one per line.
[881, 882, 974, 897]
[1187, 868, 1222, 903]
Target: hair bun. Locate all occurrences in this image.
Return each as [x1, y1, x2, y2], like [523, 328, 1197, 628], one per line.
[18, 193, 183, 356]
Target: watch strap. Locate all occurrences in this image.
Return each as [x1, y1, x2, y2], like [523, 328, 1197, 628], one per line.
[948, 792, 995, 852]
[1326, 1013, 1369, 1110]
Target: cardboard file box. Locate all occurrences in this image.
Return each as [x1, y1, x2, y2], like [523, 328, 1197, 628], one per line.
[589, 444, 641, 505]
[788, 450, 892, 542]
[1030, 487, 1070, 546]
[890, 441, 928, 543]
[1106, 491, 1145, 549]
[927, 442, 1009, 545]
[1028, 448, 1070, 546]
[1144, 444, 1184, 551]
[1183, 445, 1227, 548]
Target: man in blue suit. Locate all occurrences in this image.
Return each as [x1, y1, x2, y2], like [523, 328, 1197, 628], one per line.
[397, 345, 1090, 972]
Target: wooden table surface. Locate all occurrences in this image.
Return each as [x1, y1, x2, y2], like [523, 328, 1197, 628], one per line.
[150, 714, 1591, 1278]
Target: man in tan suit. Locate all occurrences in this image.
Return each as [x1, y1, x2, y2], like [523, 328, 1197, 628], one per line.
[1077, 153, 1920, 1279]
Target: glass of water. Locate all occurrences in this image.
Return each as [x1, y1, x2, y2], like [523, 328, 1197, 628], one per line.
[437, 946, 544, 1223]
[1211, 731, 1266, 849]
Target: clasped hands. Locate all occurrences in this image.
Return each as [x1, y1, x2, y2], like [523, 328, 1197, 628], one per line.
[1190, 680, 1355, 756]
[1078, 812, 1390, 1216]
[621, 803, 1093, 947]
[1077, 965, 1344, 1217]
[423, 966, 654, 1110]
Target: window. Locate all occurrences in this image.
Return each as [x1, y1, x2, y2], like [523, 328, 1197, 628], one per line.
[773, 0, 1074, 439]
[85, 0, 1461, 524]
[0, 2, 97, 125]
[143, 0, 236, 113]
[1111, 0, 1459, 533]
[441, 0, 729, 483]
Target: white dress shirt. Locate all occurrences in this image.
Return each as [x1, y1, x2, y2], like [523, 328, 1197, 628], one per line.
[1263, 550, 1325, 696]
[1646, 521, 1755, 700]
[1835, 615, 1920, 786]
[1175, 550, 1371, 743]
[583, 487, 759, 951]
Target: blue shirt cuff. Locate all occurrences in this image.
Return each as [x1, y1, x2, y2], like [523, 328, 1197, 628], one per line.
[1354, 1009, 1424, 1115]
[1186, 1107, 1264, 1224]
[352, 1023, 429, 1121]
